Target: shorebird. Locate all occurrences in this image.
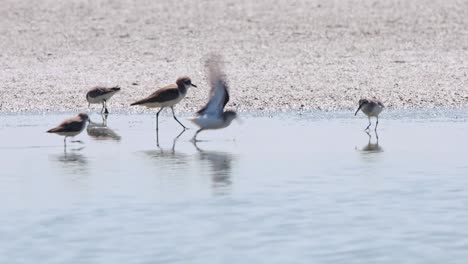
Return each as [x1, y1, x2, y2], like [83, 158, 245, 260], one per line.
[47, 113, 90, 146]
[130, 77, 196, 131]
[86, 86, 121, 114]
[190, 55, 238, 141]
[355, 99, 384, 131]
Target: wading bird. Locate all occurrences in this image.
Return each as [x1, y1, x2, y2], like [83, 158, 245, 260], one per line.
[47, 113, 90, 146]
[131, 77, 196, 131]
[355, 99, 384, 131]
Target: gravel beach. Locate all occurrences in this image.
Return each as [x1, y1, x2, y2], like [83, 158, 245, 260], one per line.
[1, 0, 467, 113]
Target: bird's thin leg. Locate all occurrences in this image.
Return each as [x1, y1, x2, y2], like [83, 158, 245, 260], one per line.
[171, 129, 186, 153]
[191, 128, 203, 142]
[365, 117, 371, 131]
[171, 107, 187, 130]
[175, 128, 186, 140]
[191, 138, 202, 152]
[100, 102, 105, 114]
[365, 130, 372, 145]
[156, 129, 160, 147]
[104, 100, 109, 114]
[101, 113, 108, 126]
[375, 116, 379, 131]
[156, 107, 164, 132]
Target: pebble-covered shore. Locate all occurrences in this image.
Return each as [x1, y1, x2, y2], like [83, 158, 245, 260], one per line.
[1, 0, 467, 113]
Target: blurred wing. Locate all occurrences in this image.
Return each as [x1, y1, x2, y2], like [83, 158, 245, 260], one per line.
[197, 56, 230, 115]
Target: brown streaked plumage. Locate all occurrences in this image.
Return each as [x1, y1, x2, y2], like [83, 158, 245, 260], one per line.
[355, 98, 384, 131]
[130, 84, 179, 106]
[47, 113, 90, 145]
[130, 76, 197, 131]
[86, 86, 121, 114]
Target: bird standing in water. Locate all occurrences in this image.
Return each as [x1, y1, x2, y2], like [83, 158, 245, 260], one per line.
[47, 113, 90, 146]
[355, 99, 384, 131]
[130, 77, 196, 131]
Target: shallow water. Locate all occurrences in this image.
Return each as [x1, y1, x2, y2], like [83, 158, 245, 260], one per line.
[1, 111, 468, 263]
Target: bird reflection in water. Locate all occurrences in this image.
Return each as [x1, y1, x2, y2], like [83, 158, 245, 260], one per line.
[86, 114, 121, 141]
[144, 129, 188, 167]
[361, 130, 383, 153]
[192, 141, 234, 191]
[52, 146, 89, 175]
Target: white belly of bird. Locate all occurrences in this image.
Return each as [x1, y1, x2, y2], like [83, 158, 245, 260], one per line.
[143, 97, 183, 108]
[87, 92, 117, 104]
[55, 130, 83, 137]
[190, 115, 227, 130]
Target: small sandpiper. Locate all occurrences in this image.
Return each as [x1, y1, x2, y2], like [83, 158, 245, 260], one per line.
[86, 86, 121, 114]
[130, 76, 196, 131]
[190, 55, 238, 141]
[355, 98, 384, 131]
[47, 113, 90, 146]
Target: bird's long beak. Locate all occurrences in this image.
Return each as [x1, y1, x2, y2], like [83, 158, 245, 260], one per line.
[354, 105, 362, 116]
[191, 84, 197, 88]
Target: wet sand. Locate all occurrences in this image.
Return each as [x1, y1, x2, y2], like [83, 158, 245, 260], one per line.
[1, 0, 468, 113]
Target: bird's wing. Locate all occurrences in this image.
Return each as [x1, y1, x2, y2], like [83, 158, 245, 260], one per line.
[197, 56, 229, 115]
[131, 84, 179, 105]
[48, 117, 84, 133]
[87, 87, 116, 98]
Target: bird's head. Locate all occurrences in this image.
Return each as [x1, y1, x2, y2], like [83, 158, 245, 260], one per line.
[78, 113, 91, 123]
[355, 99, 369, 116]
[176, 76, 197, 89]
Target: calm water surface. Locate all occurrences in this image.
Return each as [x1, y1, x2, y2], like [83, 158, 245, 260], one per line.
[0, 111, 467, 263]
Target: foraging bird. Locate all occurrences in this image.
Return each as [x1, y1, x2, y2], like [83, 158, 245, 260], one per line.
[86, 86, 121, 114]
[130, 76, 196, 131]
[190, 55, 238, 141]
[47, 113, 90, 145]
[355, 99, 384, 131]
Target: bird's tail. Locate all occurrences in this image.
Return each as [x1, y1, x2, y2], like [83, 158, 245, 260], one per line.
[130, 100, 142, 106]
[111, 86, 121, 92]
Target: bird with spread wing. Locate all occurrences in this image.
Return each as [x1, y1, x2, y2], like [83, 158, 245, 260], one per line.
[190, 55, 238, 141]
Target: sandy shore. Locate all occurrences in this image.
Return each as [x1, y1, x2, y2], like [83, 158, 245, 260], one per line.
[1, 0, 467, 113]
